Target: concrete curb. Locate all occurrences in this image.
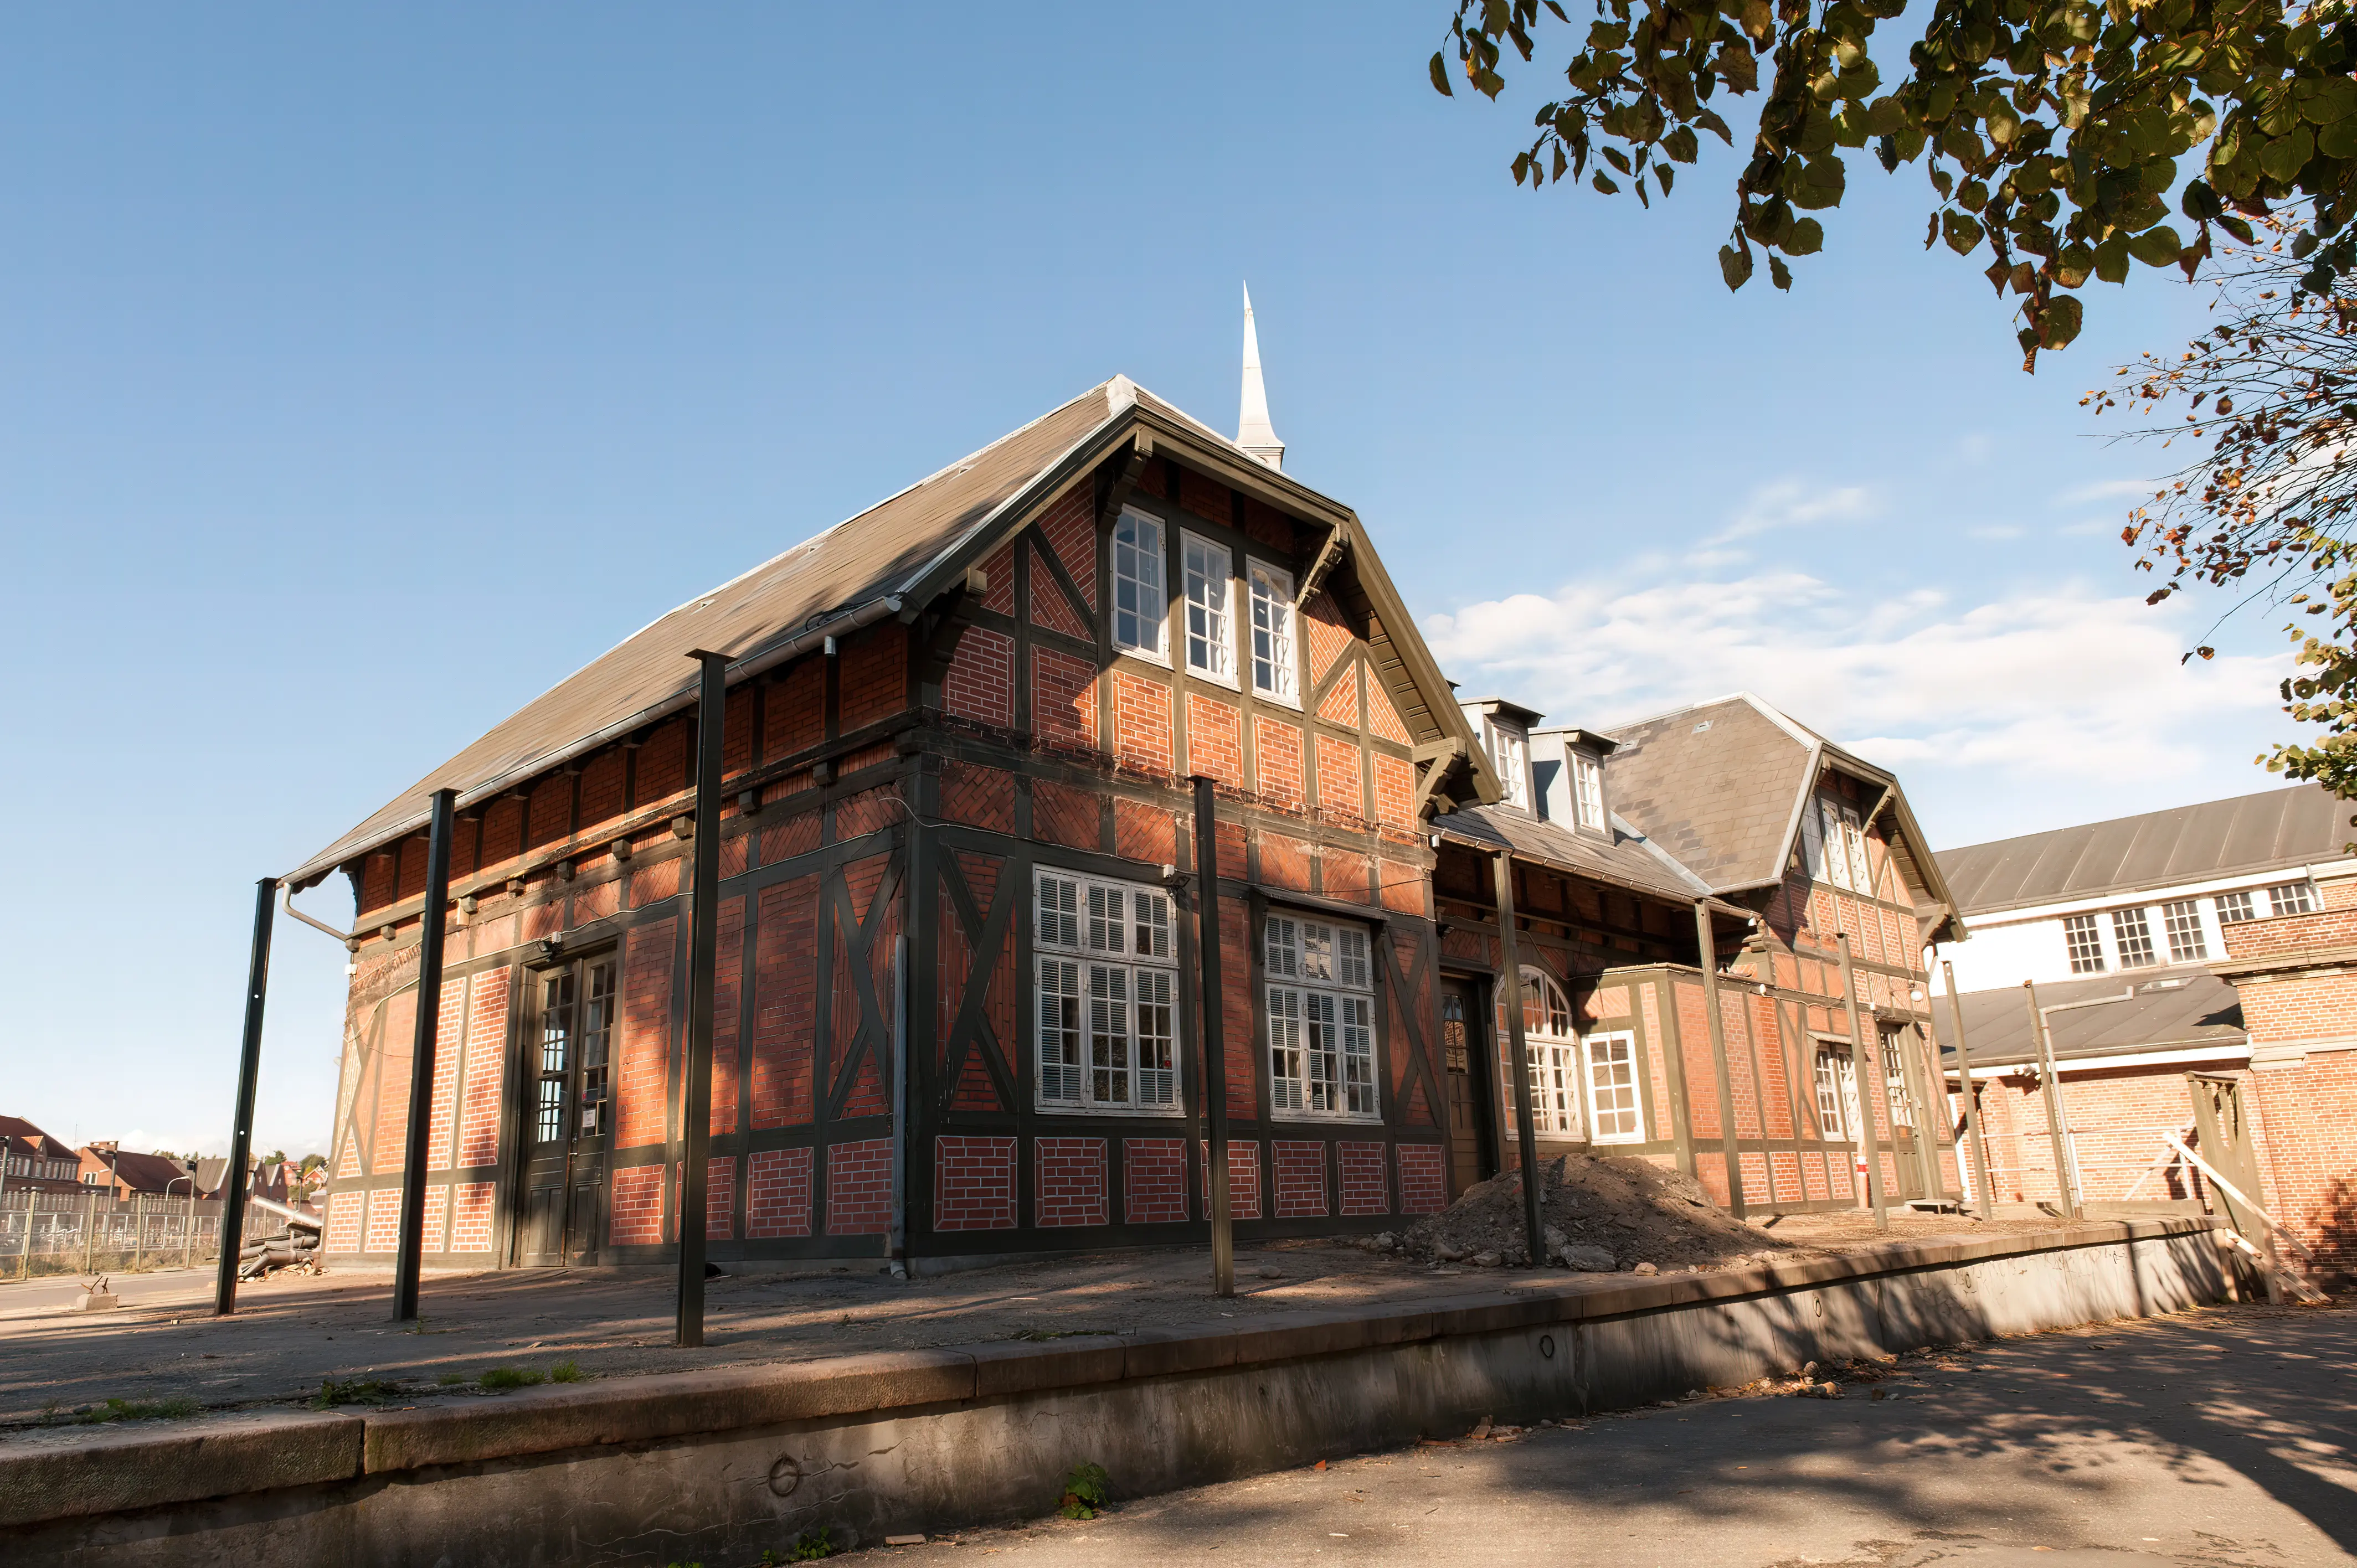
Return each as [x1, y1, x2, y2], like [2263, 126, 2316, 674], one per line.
[0, 1218, 2222, 1543]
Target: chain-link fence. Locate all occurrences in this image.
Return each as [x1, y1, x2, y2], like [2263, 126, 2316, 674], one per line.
[0, 1189, 295, 1281]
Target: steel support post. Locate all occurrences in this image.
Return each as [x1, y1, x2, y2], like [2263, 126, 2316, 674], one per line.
[1694, 900, 1746, 1218]
[1835, 933, 1889, 1228]
[215, 878, 276, 1315]
[391, 789, 457, 1322]
[1943, 962, 1996, 1219]
[676, 651, 728, 1347]
[1191, 777, 1234, 1298]
[1492, 853, 1546, 1266]
[2021, 980, 2082, 1220]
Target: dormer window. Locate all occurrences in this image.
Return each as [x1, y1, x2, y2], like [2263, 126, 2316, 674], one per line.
[1570, 751, 1605, 831]
[1490, 722, 1529, 811]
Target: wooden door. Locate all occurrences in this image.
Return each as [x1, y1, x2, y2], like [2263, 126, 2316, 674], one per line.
[514, 955, 617, 1266]
[1442, 978, 1493, 1199]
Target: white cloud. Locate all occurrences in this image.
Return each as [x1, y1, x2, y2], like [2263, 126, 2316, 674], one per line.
[1423, 560, 2294, 841]
[1708, 478, 1877, 544]
[2057, 477, 2164, 505]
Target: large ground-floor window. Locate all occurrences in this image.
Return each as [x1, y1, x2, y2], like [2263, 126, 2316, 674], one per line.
[1264, 913, 1379, 1118]
[1035, 869, 1180, 1113]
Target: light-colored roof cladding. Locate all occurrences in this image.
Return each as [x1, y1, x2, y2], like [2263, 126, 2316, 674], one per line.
[1929, 966, 2246, 1066]
[290, 376, 1493, 887]
[1598, 693, 1821, 892]
[1935, 782, 2348, 917]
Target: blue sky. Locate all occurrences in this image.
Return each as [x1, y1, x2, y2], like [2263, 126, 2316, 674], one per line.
[0, 6, 2297, 1157]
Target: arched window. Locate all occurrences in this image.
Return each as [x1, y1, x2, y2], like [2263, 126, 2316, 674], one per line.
[1499, 966, 1584, 1138]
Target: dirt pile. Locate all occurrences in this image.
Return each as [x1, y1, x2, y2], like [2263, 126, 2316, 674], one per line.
[1386, 1154, 1808, 1272]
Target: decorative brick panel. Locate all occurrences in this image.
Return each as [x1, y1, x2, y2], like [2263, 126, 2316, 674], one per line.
[1372, 754, 1416, 828]
[723, 684, 758, 779]
[980, 542, 1016, 616]
[451, 1181, 495, 1252]
[478, 797, 523, 874]
[1339, 1141, 1390, 1215]
[523, 899, 567, 940]
[712, 896, 744, 1135]
[747, 1146, 814, 1237]
[637, 719, 689, 804]
[1396, 1143, 1448, 1214]
[1321, 851, 1373, 905]
[761, 810, 821, 865]
[373, 990, 416, 1174]
[326, 1189, 362, 1252]
[1186, 695, 1243, 786]
[572, 879, 620, 924]
[1316, 660, 1361, 728]
[364, 1186, 403, 1254]
[944, 626, 1015, 729]
[827, 1138, 894, 1235]
[1200, 1139, 1263, 1220]
[578, 750, 627, 839]
[1179, 468, 1233, 525]
[752, 874, 818, 1128]
[1274, 1139, 1329, 1218]
[764, 660, 825, 759]
[1113, 673, 1175, 777]
[1259, 831, 1312, 892]
[1123, 1138, 1189, 1224]
[1035, 1137, 1109, 1227]
[706, 1156, 737, 1241]
[1241, 494, 1293, 552]
[1254, 718, 1304, 810]
[1114, 798, 1180, 868]
[1032, 778, 1102, 852]
[1217, 819, 1248, 880]
[424, 1184, 450, 1251]
[1039, 484, 1098, 608]
[609, 1163, 666, 1246]
[934, 1136, 1017, 1231]
[629, 860, 682, 908]
[616, 918, 676, 1149]
[425, 983, 464, 1170]
[1032, 647, 1099, 750]
[940, 760, 1017, 832]
[1315, 735, 1365, 818]
[840, 622, 908, 732]
[1030, 538, 1089, 638]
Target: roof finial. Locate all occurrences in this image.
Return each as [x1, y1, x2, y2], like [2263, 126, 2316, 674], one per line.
[1237, 282, 1284, 471]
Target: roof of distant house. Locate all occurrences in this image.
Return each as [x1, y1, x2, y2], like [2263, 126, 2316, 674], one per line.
[1935, 783, 2349, 918]
[1928, 966, 2247, 1067]
[90, 1149, 202, 1195]
[0, 1115, 73, 1158]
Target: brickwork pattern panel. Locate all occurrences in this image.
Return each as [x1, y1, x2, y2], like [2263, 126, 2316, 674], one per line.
[1031, 778, 1102, 852]
[1317, 662, 1362, 729]
[372, 990, 416, 1174]
[609, 1163, 665, 1246]
[1339, 1140, 1390, 1215]
[423, 1184, 450, 1252]
[450, 1180, 495, 1252]
[1321, 851, 1373, 905]
[1200, 1139, 1263, 1220]
[934, 1135, 1018, 1231]
[1372, 754, 1415, 829]
[1260, 832, 1312, 892]
[364, 1186, 402, 1255]
[327, 1189, 362, 1253]
[711, 896, 745, 1136]
[1032, 647, 1100, 751]
[1179, 468, 1233, 525]
[629, 860, 682, 909]
[1304, 592, 1353, 686]
[1113, 672, 1175, 777]
[1396, 1143, 1448, 1214]
[944, 627, 1016, 730]
[1274, 1139, 1329, 1218]
[1315, 734, 1365, 819]
[840, 622, 908, 733]
[764, 661, 825, 759]
[616, 917, 677, 1149]
[1186, 695, 1243, 787]
[1220, 897, 1257, 1119]
[761, 809, 822, 865]
[752, 875, 819, 1127]
[1366, 680, 1411, 745]
[572, 879, 621, 925]
[1039, 483, 1099, 608]
[705, 1155, 736, 1241]
[747, 1146, 814, 1238]
[980, 541, 1016, 616]
[940, 760, 1017, 832]
[835, 784, 901, 842]
[1123, 1137, 1190, 1224]
[1030, 538, 1089, 639]
[1035, 1136, 1110, 1227]
[425, 983, 464, 1170]
[1254, 718, 1304, 809]
[827, 1138, 894, 1235]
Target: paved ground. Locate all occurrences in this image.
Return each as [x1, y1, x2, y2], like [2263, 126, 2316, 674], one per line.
[890, 1300, 2357, 1567]
[0, 1211, 2068, 1423]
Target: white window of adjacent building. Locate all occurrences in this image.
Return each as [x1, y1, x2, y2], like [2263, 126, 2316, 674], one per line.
[2111, 906, 2158, 968]
[1246, 560, 1298, 704]
[1502, 966, 1584, 1138]
[2216, 889, 2258, 924]
[1571, 751, 1607, 831]
[1264, 914, 1378, 1118]
[1035, 870, 1179, 1113]
[2062, 912, 2107, 973]
[1583, 1031, 1644, 1143]
[2266, 880, 2317, 916]
[1182, 532, 1235, 684]
[1492, 723, 1530, 811]
[1110, 508, 1166, 661]
[2161, 898, 2209, 962]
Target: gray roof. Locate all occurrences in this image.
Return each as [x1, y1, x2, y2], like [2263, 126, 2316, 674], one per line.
[287, 378, 1493, 888]
[1438, 804, 1727, 909]
[1599, 694, 1819, 891]
[1936, 783, 2349, 917]
[1929, 965, 2246, 1068]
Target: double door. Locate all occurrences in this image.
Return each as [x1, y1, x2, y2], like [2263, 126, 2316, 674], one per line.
[514, 954, 616, 1267]
[1441, 977, 1498, 1198]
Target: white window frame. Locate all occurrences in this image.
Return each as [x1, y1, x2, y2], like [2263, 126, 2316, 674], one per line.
[1570, 751, 1606, 832]
[2062, 911, 2107, 974]
[2160, 898, 2208, 963]
[2265, 880, 2317, 916]
[1181, 531, 1237, 687]
[1582, 1030, 1645, 1143]
[1033, 869, 1181, 1116]
[1506, 966, 1585, 1138]
[1490, 721, 1530, 811]
[1813, 1044, 1859, 1140]
[1264, 913, 1380, 1121]
[2216, 889, 2258, 925]
[2110, 905, 2158, 969]
[1246, 559, 1300, 705]
[1110, 507, 1168, 664]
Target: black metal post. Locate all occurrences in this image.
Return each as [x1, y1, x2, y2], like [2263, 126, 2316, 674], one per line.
[1190, 776, 1233, 1298]
[678, 650, 729, 1347]
[1942, 960, 1996, 1220]
[1491, 852, 1545, 1268]
[392, 788, 457, 1322]
[215, 878, 277, 1315]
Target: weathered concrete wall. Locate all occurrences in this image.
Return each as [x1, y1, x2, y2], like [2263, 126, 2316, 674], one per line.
[1, 1220, 2227, 1568]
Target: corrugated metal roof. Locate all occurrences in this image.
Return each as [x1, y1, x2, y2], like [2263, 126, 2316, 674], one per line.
[1928, 966, 2246, 1066]
[1934, 783, 2349, 916]
[1437, 805, 1723, 907]
[1598, 694, 1819, 891]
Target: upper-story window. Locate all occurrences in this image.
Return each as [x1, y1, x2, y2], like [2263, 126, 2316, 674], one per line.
[1111, 508, 1166, 661]
[2063, 912, 2106, 973]
[2111, 906, 2158, 968]
[1264, 915, 1378, 1118]
[2216, 890, 2257, 924]
[1802, 797, 1872, 893]
[1571, 751, 1606, 831]
[1246, 561, 1298, 703]
[2162, 899, 2209, 962]
[1182, 533, 1235, 684]
[2266, 880, 2317, 916]
[1035, 870, 1179, 1114]
[1504, 967, 1584, 1137]
[1491, 723, 1529, 811]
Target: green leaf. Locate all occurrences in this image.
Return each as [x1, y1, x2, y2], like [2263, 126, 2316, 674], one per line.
[2260, 125, 2317, 183]
[2054, 242, 2096, 287]
[1429, 51, 1454, 97]
[2180, 179, 2224, 221]
[2094, 233, 2131, 283]
[1943, 209, 1986, 255]
[2037, 294, 2084, 348]
[1787, 216, 1826, 255]
[1770, 254, 1794, 290]
[2322, 117, 2357, 159]
[2126, 224, 2186, 266]
[1719, 242, 1755, 290]
[2219, 214, 2258, 245]
[1592, 171, 1621, 194]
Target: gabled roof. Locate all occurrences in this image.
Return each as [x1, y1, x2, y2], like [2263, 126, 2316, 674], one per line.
[1935, 782, 2350, 917]
[1437, 804, 1740, 912]
[92, 1148, 200, 1195]
[1597, 692, 1959, 935]
[0, 1115, 71, 1159]
[1928, 966, 2246, 1067]
[289, 377, 1493, 888]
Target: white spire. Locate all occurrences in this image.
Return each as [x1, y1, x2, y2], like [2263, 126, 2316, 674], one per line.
[1237, 282, 1284, 471]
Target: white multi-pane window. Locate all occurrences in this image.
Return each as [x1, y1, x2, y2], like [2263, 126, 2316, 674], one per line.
[1571, 752, 1606, 831]
[1504, 967, 1584, 1137]
[1246, 561, 1298, 703]
[1182, 533, 1235, 683]
[2162, 899, 2209, 962]
[2111, 906, 2158, 968]
[1804, 800, 1871, 893]
[1111, 508, 1166, 659]
[1882, 1050, 1915, 1128]
[1264, 915, 1378, 1118]
[2267, 880, 2317, 916]
[1583, 1032, 1644, 1142]
[2216, 890, 2257, 924]
[1493, 723, 1529, 810]
[1035, 870, 1179, 1113]
[2063, 912, 2107, 973]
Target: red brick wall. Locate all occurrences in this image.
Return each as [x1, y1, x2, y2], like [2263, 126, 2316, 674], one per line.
[840, 622, 908, 733]
[980, 541, 1016, 616]
[327, 1189, 362, 1253]
[1031, 778, 1101, 852]
[706, 1156, 737, 1240]
[1186, 695, 1243, 786]
[746, 1146, 814, 1238]
[826, 1138, 893, 1235]
[637, 719, 688, 804]
[944, 627, 1015, 729]
[1203, 1139, 1263, 1219]
[579, 751, 626, 838]
[1254, 718, 1303, 808]
[711, 897, 744, 1136]
[425, 983, 464, 1170]
[609, 1163, 665, 1246]
[765, 661, 825, 759]
[1032, 647, 1099, 750]
[1260, 831, 1311, 892]
[1366, 680, 1411, 745]
[752, 876, 817, 1128]
[1037, 484, 1098, 610]
[1274, 1139, 1328, 1218]
[1030, 538, 1089, 638]
[1220, 898, 1256, 1118]
[1321, 850, 1373, 905]
[940, 761, 1017, 832]
[2236, 973, 2357, 1044]
[364, 1187, 401, 1254]
[2224, 906, 2357, 965]
[1123, 1137, 1189, 1224]
[1315, 735, 1363, 819]
[2248, 1056, 2357, 1272]
[451, 1181, 494, 1252]
[1339, 1141, 1389, 1215]
[934, 1135, 1017, 1230]
[1114, 799, 1180, 867]
[1372, 754, 1414, 828]
[373, 990, 416, 1173]
[1035, 1136, 1109, 1227]
[1396, 1143, 1447, 1214]
[616, 918, 676, 1150]
[1304, 592, 1352, 688]
[1113, 672, 1174, 777]
[1179, 467, 1232, 526]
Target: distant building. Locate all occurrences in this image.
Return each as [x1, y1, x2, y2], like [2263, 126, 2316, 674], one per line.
[1931, 783, 2357, 1281]
[0, 1116, 87, 1195]
[79, 1143, 203, 1201]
